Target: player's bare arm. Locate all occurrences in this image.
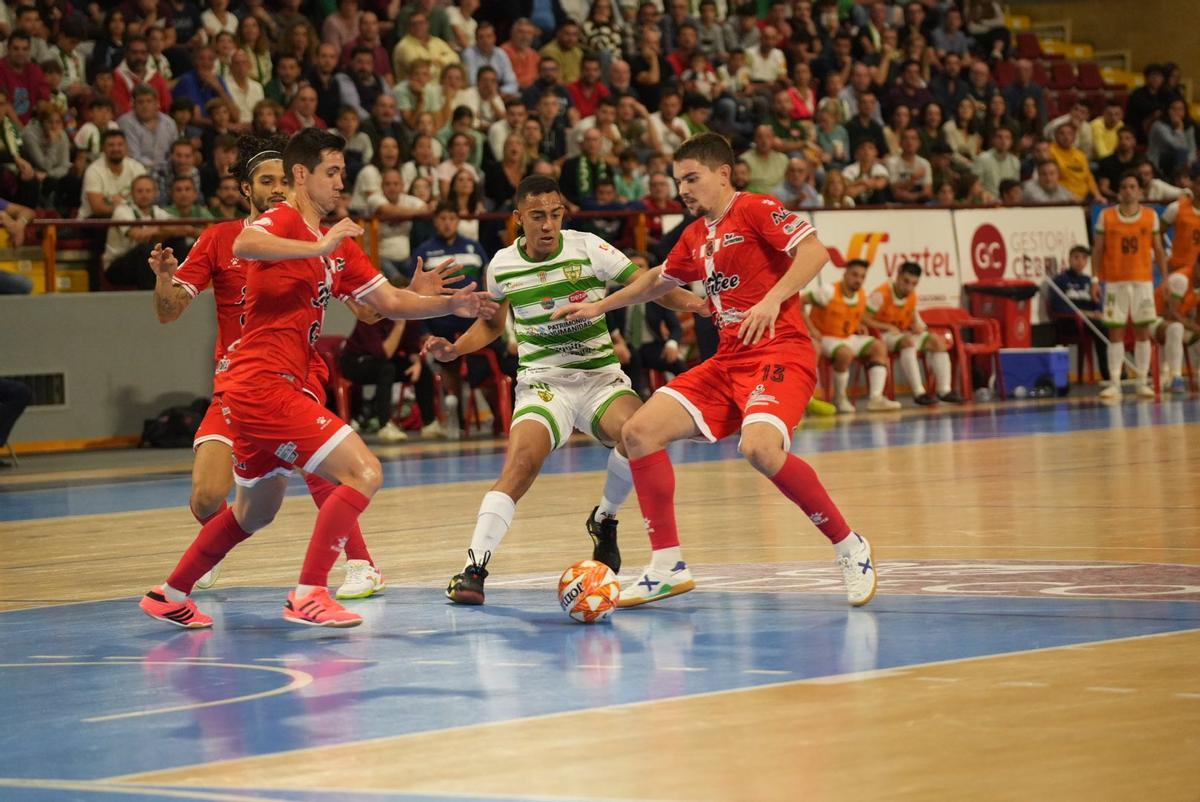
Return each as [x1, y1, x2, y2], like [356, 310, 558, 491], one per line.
[1153, 232, 1167, 277]
[553, 266, 678, 320]
[622, 266, 709, 315]
[344, 297, 384, 324]
[861, 309, 899, 334]
[149, 242, 193, 323]
[1092, 232, 1106, 282]
[361, 280, 498, 322]
[738, 234, 830, 345]
[232, 217, 364, 260]
[422, 299, 510, 362]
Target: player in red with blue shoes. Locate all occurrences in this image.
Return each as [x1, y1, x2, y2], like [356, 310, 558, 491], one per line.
[140, 128, 495, 628]
[554, 132, 877, 609]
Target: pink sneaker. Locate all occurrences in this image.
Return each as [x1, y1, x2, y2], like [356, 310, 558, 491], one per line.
[139, 586, 213, 629]
[283, 587, 363, 628]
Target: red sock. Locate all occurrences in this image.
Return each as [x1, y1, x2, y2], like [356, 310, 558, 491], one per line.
[629, 450, 680, 550]
[769, 454, 852, 544]
[167, 507, 252, 594]
[304, 474, 373, 564]
[299, 485, 371, 586]
[190, 499, 228, 525]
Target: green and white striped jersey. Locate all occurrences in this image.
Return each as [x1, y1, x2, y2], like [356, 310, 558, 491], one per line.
[486, 230, 638, 376]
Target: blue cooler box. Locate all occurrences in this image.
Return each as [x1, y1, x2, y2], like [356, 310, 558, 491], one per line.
[998, 348, 1070, 398]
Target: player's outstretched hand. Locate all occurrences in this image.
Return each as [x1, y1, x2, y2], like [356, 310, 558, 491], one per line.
[148, 242, 178, 280]
[410, 256, 466, 296]
[421, 336, 458, 362]
[737, 297, 781, 345]
[446, 282, 482, 317]
[317, 218, 364, 255]
[551, 301, 601, 321]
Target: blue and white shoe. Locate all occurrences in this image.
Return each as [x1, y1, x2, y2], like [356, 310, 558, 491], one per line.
[617, 560, 695, 608]
[837, 533, 877, 607]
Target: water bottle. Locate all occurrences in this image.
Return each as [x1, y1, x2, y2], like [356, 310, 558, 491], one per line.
[1012, 386, 1028, 399]
[443, 394, 460, 440]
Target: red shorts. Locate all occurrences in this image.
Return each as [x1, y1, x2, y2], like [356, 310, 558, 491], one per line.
[217, 381, 352, 487]
[193, 381, 327, 451]
[658, 341, 817, 449]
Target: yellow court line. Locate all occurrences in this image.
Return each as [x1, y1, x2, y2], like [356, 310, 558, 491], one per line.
[104, 627, 1200, 785]
[0, 661, 312, 722]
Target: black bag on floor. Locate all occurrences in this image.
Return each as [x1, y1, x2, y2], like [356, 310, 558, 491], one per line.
[140, 398, 210, 448]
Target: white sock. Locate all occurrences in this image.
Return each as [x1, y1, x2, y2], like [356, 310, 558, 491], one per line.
[867, 364, 887, 399]
[596, 449, 633, 520]
[467, 490, 515, 567]
[163, 583, 188, 602]
[931, 351, 952, 395]
[650, 545, 683, 571]
[1164, 322, 1185, 378]
[833, 532, 863, 557]
[833, 370, 849, 401]
[1134, 339, 1151, 383]
[294, 583, 320, 597]
[899, 346, 925, 395]
[1107, 341, 1125, 384]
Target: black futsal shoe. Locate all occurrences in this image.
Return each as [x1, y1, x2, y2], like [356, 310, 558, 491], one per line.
[914, 393, 938, 406]
[586, 506, 621, 574]
[445, 549, 490, 605]
[938, 391, 966, 404]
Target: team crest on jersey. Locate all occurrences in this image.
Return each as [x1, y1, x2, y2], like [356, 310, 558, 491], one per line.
[215, 356, 230, 373]
[538, 270, 548, 283]
[274, 441, 299, 463]
[312, 280, 332, 309]
[321, 255, 346, 273]
[539, 296, 555, 310]
[307, 320, 321, 345]
[745, 383, 779, 409]
[532, 382, 554, 402]
[564, 264, 583, 281]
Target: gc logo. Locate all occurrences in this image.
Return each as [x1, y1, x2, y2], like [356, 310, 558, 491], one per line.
[971, 223, 1007, 281]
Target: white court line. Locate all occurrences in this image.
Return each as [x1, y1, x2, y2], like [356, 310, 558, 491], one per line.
[28, 655, 78, 659]
[995, 680, 1049, 688]
[1085, 686, 1137, 694]
[180, 657, 222, 661]
[253, 657, 304, 663]
[495, 662, 540, 668]
[916, 677, 961, 684]
[743, 669, 792, 676]
[1174, 692, 1200, 699]
[412, 660, 457, 666]
[578, 664, 621, 669]
[659, 666, 707, 673]
[407, 629, 439, 635]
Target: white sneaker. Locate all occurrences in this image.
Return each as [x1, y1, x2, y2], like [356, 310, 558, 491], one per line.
[1098, 383, 1121, 400]
[616, 560, 695, 608]
[335, 559, 386, 600]
[377, 421, 408, 442]
[420, 419, 446, 439]
[835, 397, 856, 414]
[194, 561, 221, 590]
[866, 396, 902, 412]
[836, 533, 877, 607]
[1135, 382, 1156, 399]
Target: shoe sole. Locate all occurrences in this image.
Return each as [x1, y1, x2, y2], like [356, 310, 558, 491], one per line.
[616, 579, 695, 608]
[282, 612, 363, 628]
[335, 584, 386, 600]
[140, 606, 212, 629]
[446, 590, 484, 605]
[849, 543, 878, 608]
[194, 567, 220, 590]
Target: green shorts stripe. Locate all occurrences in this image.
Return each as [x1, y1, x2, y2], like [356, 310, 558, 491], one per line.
[590, 389, 640, 442]
[511, 404, 562, 447]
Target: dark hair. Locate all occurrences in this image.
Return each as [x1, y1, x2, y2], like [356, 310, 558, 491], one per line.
[434, 200, 459, 216]
[514, 174, 562, 205]
[898, 261, 922, 278]
[452, 104, 473, 123]
[673, 131, 734, 169]
[845, 259, 870, 271]
[475, 65, 497, 82]
[446, 168, 483, 213]
[371, 135, 402, 170]
[683, 92, 712, 112]
[283, 127, 345, 179]
[171, 174, 196, 187]
[169, 138, 193, 153]
[598, 95, 618, 109]
[998, 178, 1020, 195]
[350, 45, 373, 60]
[582, 54, 602, 67]
[1069, 245, 1091, 258]
[1119, 168, 1143, 188]
[7, 30, 31, 46]
[1143, 63, 1163, 79]
[233, 133, 288, 182]
[100, 128, 125, 145]
[90, 97, 115, 111]
[170, 97, 193, 114]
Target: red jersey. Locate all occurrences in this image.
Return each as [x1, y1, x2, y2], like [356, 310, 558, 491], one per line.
[214, 202, 387, 394]
[173, 219, 252, 364]
[663, 192, 816, 354]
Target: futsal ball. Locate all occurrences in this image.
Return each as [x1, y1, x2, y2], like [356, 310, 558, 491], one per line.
[558, 560, 620, 623]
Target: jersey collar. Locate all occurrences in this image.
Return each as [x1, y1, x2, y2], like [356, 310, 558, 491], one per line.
[517, 233, 564, 263]
[704, 191, 740, 229]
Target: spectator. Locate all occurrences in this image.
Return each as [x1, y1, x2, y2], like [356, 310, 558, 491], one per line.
[119, 84, 179, 172]
[73, 98, 119, 163]
[666, 23, 702, 79]
[462, 22, 518, 97]
[340, 316, 431, 442]
[252, 99, 283, 138]
[172, 46, 231, 121]
[572, 95, 622, 159]
[305, 43, 344, 127]
[435, 63, 473, 129]
[279, 86, 327, 135]
[694, 0, 725, 61]
[965, 59, 996, 117]
[1045, 100, 1094, 160]
[20, 102, 71, 208]
[635, 171, 681, 245]
[1016, 95, 1044, 154]
[0, 378, 32, 459]
[86, 10, 127, 82]
[739, 123, 788, 194]
[47, 18, 88, 99]
[402, 134, 443, 199]
[566, 54, 610, 121]
[974, 127, 1020, 197]
[843, 139, 890, 204]
[103, 174, 178, 288]
[395, 0, 455, 42]
[199, 134, 237, 203]
[461, 66, 507, 133]
[392, 11, 459, 82]
[111, 36, 171, 116]
[1126, 63, 1167, 144]
[841, 64, 878, 124]
[521, 57, 571, 120]
[999, 178, 1023, 205]
[1049, 121, 1099, 202]
[931, 6, 971, 57]
[171, 100, 204, 151]
[930, 52, 969, 112]
[1097, 128, 1140, 202]
[1147, 99, 1197, 177]
[917, 102, 948, 157]
[730, 158, 751, 191]
[943, 96, 981, 169]
[747, 25, 788, 86]
[1022, 160, 1077, 204]
[1051, 244, 1109, 381]
[1134, 160, 1189, 203]
[531, 90, 570, 163]
[630, 27, 672, 112]
[444, 167, 486, 244]
[680, 92, 712, 137]
[845, 91, 888, 157]
[1091, 100, 1125, 162]
[773, 157, 821, 209]
[200, 97, 236, 157]
[333, 105, 372, 184]
[967, 0, 1009, 59]
[1002, 58, 1045, 124]
[237, 14, 272, 85]
[816, 105, 851, 169]
[606, 58, 634, 98]
[201, 0, 238, 39]
[340, 11, 392, 84]
[438, 105, 484, 166]
[883, 104, 911, 157]
[0, 31, 48, 125]
[887, 127, 933, 203]
[436, 132, 483, 197]
[351, 135, 403, 213]
[1021, 138, 1051, 181]
[958, 173, 996, 206]
[583, 0, 625, 63]
[560, 126, 613, 206]
[322, 0, 361, 56]
[980, 93, 1019, 152]
[395, 58, 443, 129]
[501, 18, 540, 91]
[540, 22, 584, 85]
[367, 166, 435, 278]
[224, 50, 264, 126]
[79, 129, 146, 219]
[162, 173, 211, 257]
[883, 60, 933, 120]
[487, 99, 527, 163]
[153, 138, 200, 206]
[209, 174, 246, 218]
[723, 5, 761, 54]
[485, 134, 530, 209]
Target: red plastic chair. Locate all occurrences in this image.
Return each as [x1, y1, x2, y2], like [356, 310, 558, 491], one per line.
[1052, 313, 1097, 384]
[1049, 62, 1077, 91]
[919, 308, 1005, 401]
[315, 335, 355, 422]
[461, 347, 513, 434]
[1077, 62, 1104, 91]
[993, 60, 1016, 89]
[1015, 32, 1045, 60]
[1032, 60, 1052, 87]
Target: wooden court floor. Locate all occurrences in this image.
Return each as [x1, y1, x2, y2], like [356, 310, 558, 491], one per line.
[1, 400, 1198, 801]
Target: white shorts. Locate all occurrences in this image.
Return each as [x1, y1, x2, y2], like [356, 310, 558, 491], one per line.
[511, 370, 639, 449]
[820, 334, 877, 359]
[1103, 281, 1157, 327]
[881, 330, 932, 352]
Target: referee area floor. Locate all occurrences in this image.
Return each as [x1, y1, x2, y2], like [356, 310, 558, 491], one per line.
[1, 397, 1198, 801]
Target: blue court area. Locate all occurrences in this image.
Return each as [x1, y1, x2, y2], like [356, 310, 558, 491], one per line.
[2, 399, 1198, 522]
[2, 588, 1198, 788]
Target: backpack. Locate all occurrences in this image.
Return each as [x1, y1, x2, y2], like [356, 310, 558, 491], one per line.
[140, 398, 210, 448]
